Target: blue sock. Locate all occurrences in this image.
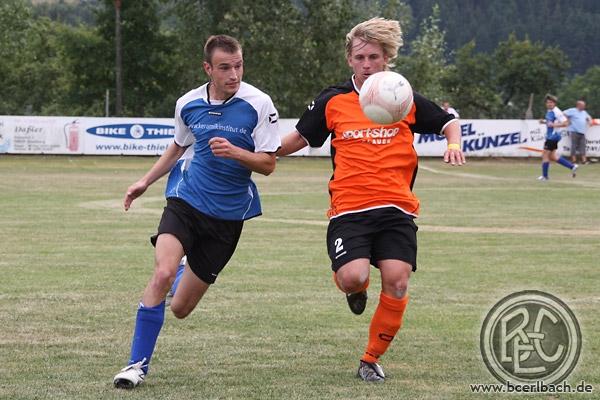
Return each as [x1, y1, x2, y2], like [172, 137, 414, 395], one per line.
[128, 301, 165, 374]
[557, 157, 574, 169]
[542, 162, 549, 178]
[170, 263, 185, 296]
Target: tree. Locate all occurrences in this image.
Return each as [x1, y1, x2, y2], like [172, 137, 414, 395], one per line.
[492, 33, 570, 117]
[43, 24, 111, 116]
[403, 0, 600, 74]
[211, 0, 310, 117]
[94, 0, 180, 116]
[167, 0, 413, 117]
[30, 0, 98, 26]
[442, 41, 502, 118]
[167, 0, 350, 117]
[395, 4, 447, 103]
[0, 1, 65, 115]
[0, 0, 33, 113]
[558, 66, 600, 117]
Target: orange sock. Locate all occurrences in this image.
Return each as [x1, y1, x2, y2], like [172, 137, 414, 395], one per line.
[361, 292, 409, 364]
[332, 272, 369, 293]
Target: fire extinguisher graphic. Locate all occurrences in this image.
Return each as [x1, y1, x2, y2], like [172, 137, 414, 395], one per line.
[63, 120, 80, 152]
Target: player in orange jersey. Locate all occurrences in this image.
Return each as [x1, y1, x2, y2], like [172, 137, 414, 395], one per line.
[277, 17, 465, 382]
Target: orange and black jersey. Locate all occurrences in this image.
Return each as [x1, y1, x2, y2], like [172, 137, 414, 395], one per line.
[296, 77, 455, 219]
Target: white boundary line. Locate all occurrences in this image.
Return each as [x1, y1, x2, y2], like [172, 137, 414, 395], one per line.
[78, 198, 600, 236]
[419, 164, 600, 188]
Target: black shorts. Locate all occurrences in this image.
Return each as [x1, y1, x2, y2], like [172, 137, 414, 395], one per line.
[326, 207, 418, 272]
[544, 139, 559, 151]
[151, 197, 243, 284]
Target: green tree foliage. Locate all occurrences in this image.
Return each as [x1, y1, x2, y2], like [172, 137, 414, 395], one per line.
[442, 42, 502, 118]
[405, 0, 600, 74]
[492, 34, 570, 117]
[442, 35, 570, 119]
[396, 4, 447, 103]
[558, 66, 600, 117]
[43, 24, 111, 116]
[94, 0, 180, 116]
[0, 1, 64, 114]
[289, 0, 358, 115]
[2, 0, 597, 119]
[167, 0, 411, 117]
[30, 0, 98, 26]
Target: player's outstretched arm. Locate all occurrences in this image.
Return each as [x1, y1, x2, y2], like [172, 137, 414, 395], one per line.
[124, 142, 187, 210]
[277, 130, 308, 157]
[442, 120, 465, 166]
[208, 137, 276, 175]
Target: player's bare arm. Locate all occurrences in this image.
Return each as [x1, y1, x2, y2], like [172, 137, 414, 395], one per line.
[554, 119, 569, 128]
[442, 120, 465, 166]
[276, 130, 308, 157]
[124, 142, 187, 210]
[208, 136, 276, 175]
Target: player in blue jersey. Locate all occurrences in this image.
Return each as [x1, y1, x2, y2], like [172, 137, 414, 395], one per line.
[538, 94, 577, 181]
[163, 147, 194, 306]
[113, 35, 281, 389]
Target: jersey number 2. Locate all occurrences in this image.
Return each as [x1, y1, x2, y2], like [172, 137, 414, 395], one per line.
[334, 238, 344, 254]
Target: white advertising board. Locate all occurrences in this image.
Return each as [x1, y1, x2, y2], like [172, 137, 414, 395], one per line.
[1, 116, 598, 157]
[0, 116, 174, 155]
[413, 119, 600, 157]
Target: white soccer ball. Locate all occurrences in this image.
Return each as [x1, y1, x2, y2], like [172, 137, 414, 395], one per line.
[359, 71, 414, 125]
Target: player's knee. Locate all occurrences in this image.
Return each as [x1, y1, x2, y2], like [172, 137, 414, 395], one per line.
[338, 271, 368, 293]
[149, 267, 175, 292]
[386, 280, 408, 299]
[170, 302, 192, 319]
[382, 273, 409, 298]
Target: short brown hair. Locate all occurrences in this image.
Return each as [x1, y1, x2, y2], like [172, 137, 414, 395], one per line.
[203, 35, 242, 64]
[545, 94, 558, 103]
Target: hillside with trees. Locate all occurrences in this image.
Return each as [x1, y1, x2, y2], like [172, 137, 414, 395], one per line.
[405, 0, 600, 74]
[2, 0, 598, 118]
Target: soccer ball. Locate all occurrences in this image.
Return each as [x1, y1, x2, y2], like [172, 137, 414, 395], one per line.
[359, 71, 413, 125]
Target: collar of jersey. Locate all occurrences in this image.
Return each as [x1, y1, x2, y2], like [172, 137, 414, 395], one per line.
[350, 75, 360, 95]
[206, 81, 236, 105]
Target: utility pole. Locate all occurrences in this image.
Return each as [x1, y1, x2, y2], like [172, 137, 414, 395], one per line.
[525, 93, 534, 119]
[114, 0, 123, 116]
[105, 89, 110, 117]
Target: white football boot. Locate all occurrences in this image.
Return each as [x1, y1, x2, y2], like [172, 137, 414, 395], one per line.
[113, 358, 146, 389]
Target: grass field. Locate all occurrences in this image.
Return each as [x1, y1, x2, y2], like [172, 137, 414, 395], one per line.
[1, 155, 599, 399]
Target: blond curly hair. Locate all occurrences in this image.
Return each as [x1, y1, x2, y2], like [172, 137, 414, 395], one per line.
[345, 18, 403, 69]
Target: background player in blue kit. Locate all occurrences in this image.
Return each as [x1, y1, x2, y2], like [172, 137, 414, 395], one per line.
[113, 34, 281, 389]
[538, 94, 577, 181]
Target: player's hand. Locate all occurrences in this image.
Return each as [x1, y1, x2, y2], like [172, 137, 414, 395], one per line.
[124, 181, 148, 211]
[209, 137, 242, 159]
[444, 148, 466, 166]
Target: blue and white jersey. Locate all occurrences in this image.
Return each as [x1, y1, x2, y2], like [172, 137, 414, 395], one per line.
[545, 106, 566, 141]
[165, 146, 194, 198]
[171, 81, 281, 221]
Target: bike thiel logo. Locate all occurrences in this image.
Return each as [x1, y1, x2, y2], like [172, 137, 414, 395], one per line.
[86, 124, 174, 139]
[480, 290, 581, 385]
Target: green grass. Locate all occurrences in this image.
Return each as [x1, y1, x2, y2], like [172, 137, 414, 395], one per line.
[0, 155, 599, 399]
